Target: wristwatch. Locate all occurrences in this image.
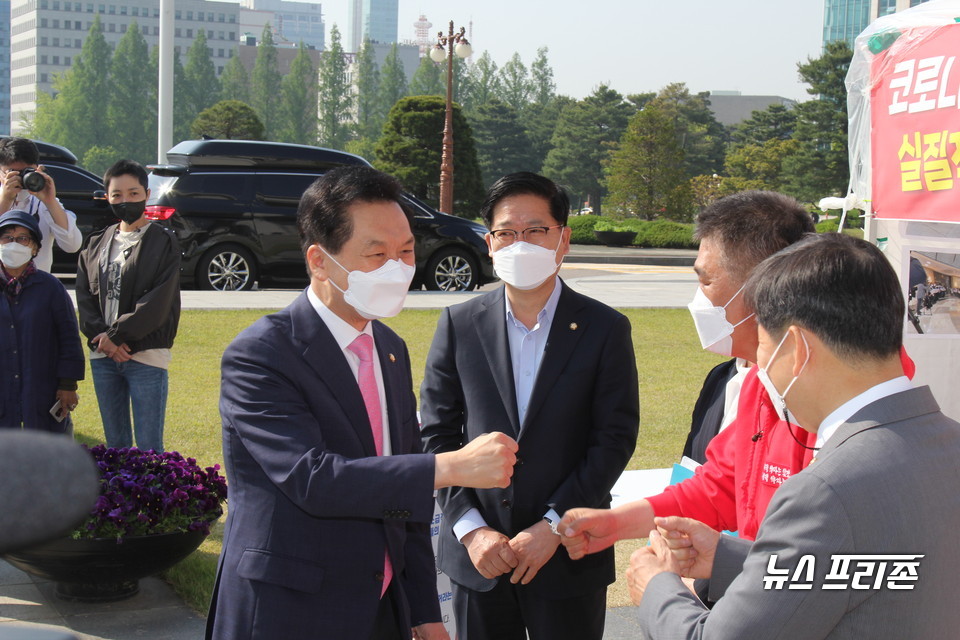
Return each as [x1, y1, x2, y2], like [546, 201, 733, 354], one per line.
[543, 515, 560, 536]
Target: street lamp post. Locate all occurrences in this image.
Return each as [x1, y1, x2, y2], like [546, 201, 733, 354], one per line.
[430, 21, 471, 214]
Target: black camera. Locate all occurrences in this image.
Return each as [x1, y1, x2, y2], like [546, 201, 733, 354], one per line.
[19, 167, 46, 192]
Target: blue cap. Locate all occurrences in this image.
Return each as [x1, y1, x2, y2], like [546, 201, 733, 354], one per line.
[0, 209, 42, 246]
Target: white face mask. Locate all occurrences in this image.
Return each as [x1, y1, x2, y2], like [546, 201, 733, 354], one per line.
[687, 284, 755, 357]
[491, 233, 564, 291]
[757, 330, 810, 425]
[0, 242, 33, 269]
[319, 246, 415, 320]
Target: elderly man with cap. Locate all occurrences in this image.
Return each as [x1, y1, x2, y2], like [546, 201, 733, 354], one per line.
[0, 209, 85, 433]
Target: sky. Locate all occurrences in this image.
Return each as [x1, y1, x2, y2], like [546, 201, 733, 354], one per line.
[321, 0, 826, 103]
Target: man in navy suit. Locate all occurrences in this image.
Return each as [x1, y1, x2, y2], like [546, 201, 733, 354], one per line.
[206, 166, 519, 640]
[420, 173, 640, 639]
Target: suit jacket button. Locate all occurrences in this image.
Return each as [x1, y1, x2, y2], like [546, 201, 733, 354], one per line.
[374, 571, 385, 582]
[501, 499, 511, 508]
[516, 456, 524, 465]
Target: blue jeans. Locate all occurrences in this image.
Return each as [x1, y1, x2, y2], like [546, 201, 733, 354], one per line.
[90, 358, 168, 451]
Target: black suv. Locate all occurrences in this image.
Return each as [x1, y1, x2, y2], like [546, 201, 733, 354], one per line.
[32, 141, 113, 273]
[146, 139, 495, 291]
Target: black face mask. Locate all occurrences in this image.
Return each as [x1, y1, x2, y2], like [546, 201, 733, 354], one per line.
[110, 200, 147, 225]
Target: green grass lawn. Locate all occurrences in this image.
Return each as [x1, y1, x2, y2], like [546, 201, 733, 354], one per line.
[71, 307, 725, 612]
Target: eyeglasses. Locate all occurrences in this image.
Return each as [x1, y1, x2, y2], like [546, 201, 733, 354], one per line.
[0, 235, 33, 246]
[490, 224, 565, 244]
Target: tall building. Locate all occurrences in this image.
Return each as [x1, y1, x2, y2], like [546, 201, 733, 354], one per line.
[9, 0, 241, 134]
[0, 0, 10, 135]
[823, 0, 930, 48]
[347, 0, 398, 52]
[239, 0, 324, 50]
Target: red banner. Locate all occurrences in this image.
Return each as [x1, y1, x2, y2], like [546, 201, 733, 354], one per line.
[871, 24, 960, 222]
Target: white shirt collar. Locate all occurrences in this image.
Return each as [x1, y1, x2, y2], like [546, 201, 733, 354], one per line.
[504, 277, 562, 329]
[815, 376, 913, 449]
[306, 287, 373, 351]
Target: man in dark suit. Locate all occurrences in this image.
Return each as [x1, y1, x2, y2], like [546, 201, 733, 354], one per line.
[628, 233, 960, 638]
[420, 172, 640, 640]
[207, 166, 519, 640]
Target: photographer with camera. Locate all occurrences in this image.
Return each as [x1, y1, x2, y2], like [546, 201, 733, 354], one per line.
[0, 137, 82, 273]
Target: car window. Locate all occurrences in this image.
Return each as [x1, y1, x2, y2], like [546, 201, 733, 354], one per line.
[44, 164, 102, 195]
[256, 173, 319, 207]
[401, 193, 436, 220]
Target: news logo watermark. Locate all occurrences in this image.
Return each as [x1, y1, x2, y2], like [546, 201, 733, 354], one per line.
[763, 554, 923, 590]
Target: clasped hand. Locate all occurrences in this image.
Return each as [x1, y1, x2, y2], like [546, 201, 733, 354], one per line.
[463, 519, 560, 585]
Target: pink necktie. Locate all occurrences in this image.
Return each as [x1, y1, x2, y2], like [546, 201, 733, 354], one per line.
[348, 333, 392, 596]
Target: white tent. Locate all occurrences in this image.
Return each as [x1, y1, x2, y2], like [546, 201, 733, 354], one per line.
[846, 0, 960, 419]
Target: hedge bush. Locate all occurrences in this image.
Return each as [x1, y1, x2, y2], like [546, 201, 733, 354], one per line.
[568, 215, 602, 244]
[634, 220, 698, 249]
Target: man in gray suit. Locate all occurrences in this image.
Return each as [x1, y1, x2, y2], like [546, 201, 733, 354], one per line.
[626, 232, 960, 638]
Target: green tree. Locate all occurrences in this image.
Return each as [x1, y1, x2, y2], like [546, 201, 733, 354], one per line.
[409, 56, 444, 96]
[279, 42, 318, 145]
[464, 51, 499, 111]
[317, 25, 351, 149]
[470, 99, 536, 188]
[730, 103, 796, 147]
[30, 16, 111, 158]
[781, 40, 852, 201]
[529, 47, 555, 107]
[108, 21, 153, 163]
[172, 50, 191, 143]
[82, 145, 122, 177]
[497, 53, 530, 111]
[191, 100, 264, 139]
[354, 38, 380, 140]
[542, 85, 632, 215]
[605, 104, 693, 221]
[519, 95, 573, 174]
[375, 95, 484, 216]
[220, 50, 250, 103]
[724, 138, 801, 191]
[251, 25, 281, 139]
[647, 83, 727, 178]
[377, 43, 408, 123]
[183, 30, 221, 127]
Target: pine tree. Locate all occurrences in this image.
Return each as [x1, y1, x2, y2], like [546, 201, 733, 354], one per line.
[317, 25, 351, 149]
[251, 25, 281, 139]
[409, 56, 443, 96]
[191, 100, 264, 140]
[354, 38, 380, 140]
[375, 95, 483, 215]
[220, 50, 250, 104]
[542, 85, 632, 214]
[470, 99, 535, 188]
[108, 21, 153, 163]
[377, 43, 408, 124]
[31, 16, 111, 157]
[529, 47, 555, 107]
[467, 51, 499, 111]
[606, 104, 693, 221]
[279, 42, 318, 145]
[497, 53, 530, 111]
[183, 30, 221, 127]
[648, 83, 727, 178]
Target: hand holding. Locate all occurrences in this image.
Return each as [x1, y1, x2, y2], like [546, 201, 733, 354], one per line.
[559, 507, 618, 560]
[507, 519, 561, 585]
[55, 390, 79, 418]
[653, 516, 720, 579]
[462, 526, 518, 579]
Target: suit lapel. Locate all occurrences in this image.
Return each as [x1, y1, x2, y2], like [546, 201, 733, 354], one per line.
[289, 292, 378, 456]
[520, 282, 586, 436]
[475, 288, 521, 437]
[373, 321, 406, 454]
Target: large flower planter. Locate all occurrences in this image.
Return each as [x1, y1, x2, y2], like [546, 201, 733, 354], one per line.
[593, 230, 636, 246]
[4, 529, 207, 602]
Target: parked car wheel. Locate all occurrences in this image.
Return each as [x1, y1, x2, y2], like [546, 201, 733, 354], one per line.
[197, 245, 258, 291]
[424, 247, 478, 291]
